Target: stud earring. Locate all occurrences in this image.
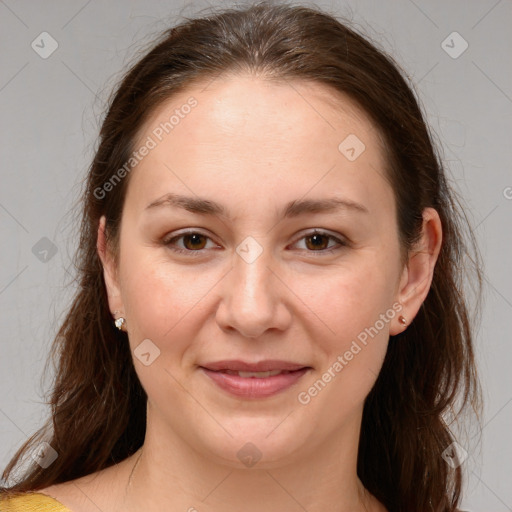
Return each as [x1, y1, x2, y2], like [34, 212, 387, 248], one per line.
[398, 315, 407, 326]
[114, 317, 126, 331]
[113, 311, 126, 331]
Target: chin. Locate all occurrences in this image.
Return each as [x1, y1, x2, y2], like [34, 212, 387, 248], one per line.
[194, 418, 312, 469]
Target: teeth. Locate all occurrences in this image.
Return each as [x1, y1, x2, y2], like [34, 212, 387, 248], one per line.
[224, 369, 287, 378]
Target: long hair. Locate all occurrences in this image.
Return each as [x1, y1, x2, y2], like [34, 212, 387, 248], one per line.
[1, 3, 482, 510]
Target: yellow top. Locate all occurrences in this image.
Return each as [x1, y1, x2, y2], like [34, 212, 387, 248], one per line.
[0, 492, 72, 511]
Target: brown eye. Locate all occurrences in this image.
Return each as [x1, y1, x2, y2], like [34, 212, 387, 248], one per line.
[304, 233, 330, 251]
[163, 231, 218, 255]
[182, 233, 208, 250]
[293, 230, 347, 254]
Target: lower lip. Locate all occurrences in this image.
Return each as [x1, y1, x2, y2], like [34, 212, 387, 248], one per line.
[200, 367, 310, 398]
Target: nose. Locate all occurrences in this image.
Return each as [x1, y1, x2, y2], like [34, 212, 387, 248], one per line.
[215, 245, 292, 338]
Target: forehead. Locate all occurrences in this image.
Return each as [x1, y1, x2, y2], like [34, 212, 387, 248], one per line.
[127, 74, 391, 215]
[137, 73, 380, 150]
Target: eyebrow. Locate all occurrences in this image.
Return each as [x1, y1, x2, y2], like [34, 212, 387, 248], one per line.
[144, 193, 369, 218]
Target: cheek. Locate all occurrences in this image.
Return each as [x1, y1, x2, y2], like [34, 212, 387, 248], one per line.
[117, 248, 221, 406]
[292, 257, 396, 409]
[122, 261, 197, 331]
[295, 257, 396, 342]
[118, 244, 228, 356]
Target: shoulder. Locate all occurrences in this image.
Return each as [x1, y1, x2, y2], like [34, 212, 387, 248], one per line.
[0, 491, 72, 511]
[1, 452, 139, 512]
[32, 455, 135, 511]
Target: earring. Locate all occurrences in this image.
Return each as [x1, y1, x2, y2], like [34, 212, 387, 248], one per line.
[398, 315, 407, 326]
[114, 317, 126, 331]
[113, 311, 126, 332]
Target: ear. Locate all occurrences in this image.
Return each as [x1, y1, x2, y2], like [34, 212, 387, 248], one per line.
[390, 207, 443, 335]
[97, 215, 124, 317]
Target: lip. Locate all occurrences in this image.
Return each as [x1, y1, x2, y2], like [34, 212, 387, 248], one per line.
[200, 360, 309, 372]
[199, 360, 312, 399]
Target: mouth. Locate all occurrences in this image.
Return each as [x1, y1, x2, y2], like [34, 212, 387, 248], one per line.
[199, 360, 312, 398]
[215, 369, 299, 378]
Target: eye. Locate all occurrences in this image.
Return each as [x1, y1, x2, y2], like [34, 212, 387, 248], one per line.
[163, 231, 219, 255]
[162, 229, 348, 257]
[292, 230, 347, 253]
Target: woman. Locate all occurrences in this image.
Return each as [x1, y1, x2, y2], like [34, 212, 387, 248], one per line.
[0, 2, 482, 511]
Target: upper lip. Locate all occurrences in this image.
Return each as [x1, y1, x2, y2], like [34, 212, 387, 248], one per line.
[200, 360, 310, 372]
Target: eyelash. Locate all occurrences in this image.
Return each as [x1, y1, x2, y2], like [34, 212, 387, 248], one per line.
[162, 229, 348, 257]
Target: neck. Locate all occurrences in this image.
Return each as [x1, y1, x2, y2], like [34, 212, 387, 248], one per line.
[121, 405, 379, 512]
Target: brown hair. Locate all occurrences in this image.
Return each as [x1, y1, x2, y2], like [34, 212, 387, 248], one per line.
[1, 2, 482, 511]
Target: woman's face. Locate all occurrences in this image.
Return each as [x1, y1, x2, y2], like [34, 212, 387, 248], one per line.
[101, 74, 409, 467]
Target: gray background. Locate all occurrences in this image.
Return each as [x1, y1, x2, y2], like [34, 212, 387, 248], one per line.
[1, 0, 511, 509]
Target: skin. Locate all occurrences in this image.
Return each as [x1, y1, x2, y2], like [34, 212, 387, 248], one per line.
[40, 74, 442, 512]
